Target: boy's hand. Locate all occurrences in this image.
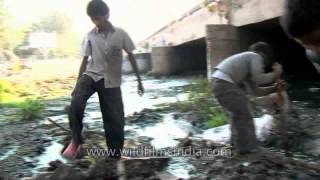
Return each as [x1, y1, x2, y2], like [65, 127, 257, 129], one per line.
[275, 80, 288, 92]
[272, 62, 283, 79]
[269, 92, 284, 111]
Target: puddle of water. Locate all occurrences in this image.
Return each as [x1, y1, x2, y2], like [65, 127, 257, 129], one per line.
[166, 158, 195, 179]
[125, 113, 202, 179]
[122, 77, 190, 115]
[34, 141, 66, 170]
[133, 113, 202, 149]
[0, 146, 19, 161]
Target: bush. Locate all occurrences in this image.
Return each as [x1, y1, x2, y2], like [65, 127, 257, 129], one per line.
[0, 79, 15, 93]
[0, 79, 14, 106]
[17, 98, 44, 121]
[176, 78, 228, 128]
[208, 108, 228, 128]
[0, 79, 28, 105]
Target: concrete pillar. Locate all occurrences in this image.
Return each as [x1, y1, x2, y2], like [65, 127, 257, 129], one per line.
[151, 47, 182, 76]
[206, 24, 241, 79]
[122, 53, 151, 74]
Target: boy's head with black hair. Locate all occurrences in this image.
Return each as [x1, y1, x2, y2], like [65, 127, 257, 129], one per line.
[281, 0, 320, 54]
[86, 0, 110, 31]
[249, 42, 275, 69]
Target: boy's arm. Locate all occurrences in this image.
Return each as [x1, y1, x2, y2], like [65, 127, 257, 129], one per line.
[127, 52, 144, 96]
[253, 85, 276, 96]
[71, 56, 88, 96]
[78, 56, 88, 81]
[121, 28, 144, 96]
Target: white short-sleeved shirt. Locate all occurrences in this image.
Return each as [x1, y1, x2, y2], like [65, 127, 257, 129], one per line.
[81, 26, 135, 88]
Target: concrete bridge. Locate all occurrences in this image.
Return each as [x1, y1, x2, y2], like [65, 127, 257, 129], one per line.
[138, 0, 320, 80]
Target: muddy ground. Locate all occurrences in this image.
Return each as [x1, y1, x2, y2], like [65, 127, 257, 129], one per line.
[1, 60, 320, 180]
[1, 102, 320, 180]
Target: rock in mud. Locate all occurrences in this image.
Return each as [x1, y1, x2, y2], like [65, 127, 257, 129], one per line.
[48, 160, 63, 171]
[76, 159, 91, 169]
[33, 156, 170, 180]
[35, 165, 85, 180]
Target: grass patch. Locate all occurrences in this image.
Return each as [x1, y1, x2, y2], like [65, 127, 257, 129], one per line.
[17, 98, 44, 121]
[176, 78, 227, 128]
[0, 79, 30, 106]
[208, 108, 228, 128]
[0, 80, 45, 121]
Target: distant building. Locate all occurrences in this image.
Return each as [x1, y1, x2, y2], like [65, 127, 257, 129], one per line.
[28, 32, 57, 49]
[16, 32, 57, 59]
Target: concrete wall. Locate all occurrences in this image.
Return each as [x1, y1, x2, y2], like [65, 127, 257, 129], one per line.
[151, 40, 207, 76]
[122, 53, 151, 74]
[151, 47, 180, 76]
[144, 1, 227, 47]
[206, 24, 241, 79]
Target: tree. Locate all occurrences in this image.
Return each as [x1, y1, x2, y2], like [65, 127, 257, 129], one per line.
[202, 0, 243, 24]
[31, 12, 81, 58]
[31, 12, 71, 33]
[0, 0, 27, 51]
[0, 0, 9, 49]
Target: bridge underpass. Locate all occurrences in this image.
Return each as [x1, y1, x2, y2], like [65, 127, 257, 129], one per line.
[151, 38, 207, 76]
[152, 20, 320, 80]
[145, 0, 319, 80]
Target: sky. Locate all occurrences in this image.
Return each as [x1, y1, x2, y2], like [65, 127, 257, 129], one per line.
[5, 0, 201, 43]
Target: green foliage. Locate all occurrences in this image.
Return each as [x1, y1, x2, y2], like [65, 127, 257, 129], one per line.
[31, 12, 71, 33]
[176, 78, 228, 128]
[0, 79, 29, 105]
[0, 79, 16, 104]
[0, 80, 44, 121]
[208, 107, 227, 128]
[0, 0, 7, 34]
[0, 0, 28, 50]
[30, 12, 81, 58]
[17, 98, 44, 121]
[183, 79, 217, 116]
[0, 79, 15, 93]
[86, 155, 97, 165]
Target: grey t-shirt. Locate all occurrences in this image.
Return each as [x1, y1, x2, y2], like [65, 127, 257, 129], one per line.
[214, 51, 275, 87]
[81, 26, 135, 88]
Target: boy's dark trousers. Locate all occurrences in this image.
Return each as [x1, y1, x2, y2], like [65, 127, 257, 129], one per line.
[211, 78, 258, 154]
[69, 74, 124, 157]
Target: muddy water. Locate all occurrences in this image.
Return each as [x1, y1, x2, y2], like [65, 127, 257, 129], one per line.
[43, 75, 201, 178]
[0, 75, 200, 179]
[2, 76, 320, 179]
[45, 75, 191, 124]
